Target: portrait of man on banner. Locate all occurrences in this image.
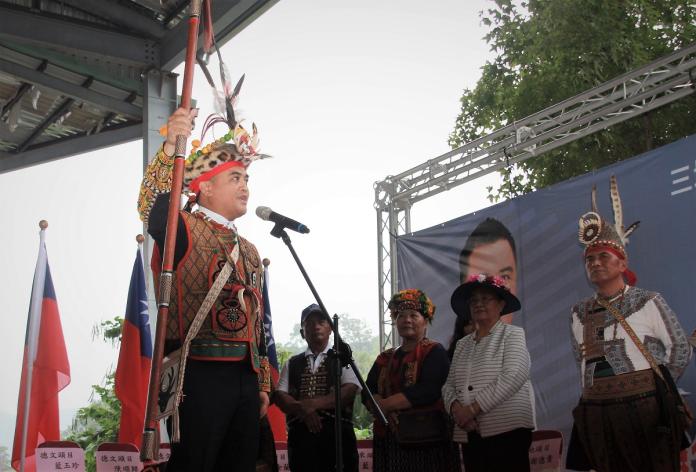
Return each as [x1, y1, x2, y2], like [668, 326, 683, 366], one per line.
[458, 217, 518, 323]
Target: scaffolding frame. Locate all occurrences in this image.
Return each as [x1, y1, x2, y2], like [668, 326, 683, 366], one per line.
[374, 42, 696, 350]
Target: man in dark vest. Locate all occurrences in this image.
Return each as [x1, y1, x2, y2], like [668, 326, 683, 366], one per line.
[274, 304, 360, 472]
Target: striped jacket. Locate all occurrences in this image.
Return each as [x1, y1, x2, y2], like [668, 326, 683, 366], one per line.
[443, 320, 535, 442]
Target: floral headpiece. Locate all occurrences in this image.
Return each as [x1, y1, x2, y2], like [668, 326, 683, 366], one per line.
[388, 289, 436, 321]
[465, 273, 508, 289]
[183, 119, 269, 194]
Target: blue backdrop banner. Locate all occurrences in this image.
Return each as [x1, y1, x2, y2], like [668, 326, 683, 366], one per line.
[396, 134, 696, 446]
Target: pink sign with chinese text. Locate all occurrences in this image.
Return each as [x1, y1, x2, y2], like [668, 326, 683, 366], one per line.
[96, 443, 141, 472]
[36, 441, 85, 472]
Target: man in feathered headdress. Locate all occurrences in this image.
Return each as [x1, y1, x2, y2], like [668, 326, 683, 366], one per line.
[566, 176, 691, 472]
[137, 74, 271, 470]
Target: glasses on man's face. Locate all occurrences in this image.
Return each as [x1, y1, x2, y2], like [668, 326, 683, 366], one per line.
[468, 295, 498, 306]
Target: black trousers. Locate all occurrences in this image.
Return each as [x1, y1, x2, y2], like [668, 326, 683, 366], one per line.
[167, 359, 261, 472]
[461, 428, 532, 472]
[287, 418, 359, 472]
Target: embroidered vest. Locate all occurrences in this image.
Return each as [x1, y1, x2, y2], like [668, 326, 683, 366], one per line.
[153, 211, 265, 369]
[287, 352, 352, 424]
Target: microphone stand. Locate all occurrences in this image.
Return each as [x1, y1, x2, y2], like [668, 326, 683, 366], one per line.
[269, 224, 388, 472]
[332, 314, 343, 472]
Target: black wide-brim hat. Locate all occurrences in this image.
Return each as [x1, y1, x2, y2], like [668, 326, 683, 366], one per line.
[450, 274, 521, 318]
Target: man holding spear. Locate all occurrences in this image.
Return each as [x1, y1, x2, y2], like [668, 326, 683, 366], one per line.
[138, 99, 271, 470]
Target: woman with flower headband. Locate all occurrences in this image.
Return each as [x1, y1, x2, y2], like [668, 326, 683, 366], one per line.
[443, 274, 535, 471]
[363, 289, 460, 472]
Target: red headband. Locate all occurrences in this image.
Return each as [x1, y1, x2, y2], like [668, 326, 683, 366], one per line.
[189, 160, 245, 194]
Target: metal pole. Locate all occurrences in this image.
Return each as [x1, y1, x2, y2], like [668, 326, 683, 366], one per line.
[376, 208, 386, 352]
[332, 314, 343, 472]
[19, 222, 49, 472]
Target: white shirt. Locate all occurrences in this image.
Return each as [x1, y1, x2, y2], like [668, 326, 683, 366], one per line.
[276, 344, 361, 393]
[197, 205, 238, 231]
[443, 321, 536, 441]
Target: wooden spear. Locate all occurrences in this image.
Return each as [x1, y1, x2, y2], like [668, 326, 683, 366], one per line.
[140, 0, 203, 467]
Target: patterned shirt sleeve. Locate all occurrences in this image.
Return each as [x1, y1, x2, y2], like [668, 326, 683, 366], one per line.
[570, 310, 582, 365]
[138, 144, 173, 224]
[648, 295, 691, 379]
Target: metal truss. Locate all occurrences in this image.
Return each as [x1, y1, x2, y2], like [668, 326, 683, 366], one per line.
[376, 190, 411, 351]
[374, 41, 696, 350]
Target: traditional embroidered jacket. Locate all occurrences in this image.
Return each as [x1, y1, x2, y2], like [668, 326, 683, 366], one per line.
[570, 285, 691, 388]
[150, 211, 271, 392]
[369, 338, 449, 437]
[140, 146, 271, 393]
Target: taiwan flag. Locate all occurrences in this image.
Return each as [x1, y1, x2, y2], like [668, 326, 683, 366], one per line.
[114, 246, 153, 447]
[262, 264, 286, 441]
[12, 225, 70, 472]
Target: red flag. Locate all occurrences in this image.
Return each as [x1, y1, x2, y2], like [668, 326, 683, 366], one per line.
[115, 247, 153, 447]
[12, 228, 70, 472]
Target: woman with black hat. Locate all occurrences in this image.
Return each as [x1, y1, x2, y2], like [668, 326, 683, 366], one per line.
[443, 274, 536, 471]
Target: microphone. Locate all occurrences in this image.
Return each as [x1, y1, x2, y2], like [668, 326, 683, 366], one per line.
[256, 206, 310, 234]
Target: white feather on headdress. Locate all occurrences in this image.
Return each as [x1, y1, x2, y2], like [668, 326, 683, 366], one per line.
[610, 175, 624, 241]
[609, 175, 639, 245]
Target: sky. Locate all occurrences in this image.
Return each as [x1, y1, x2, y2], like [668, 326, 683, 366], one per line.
[0, 0, 501, 451]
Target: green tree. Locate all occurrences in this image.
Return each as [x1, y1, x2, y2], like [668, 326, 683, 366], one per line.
[451, 0, 696, 200]
[337, 316, 379, 436]
[275, 344, 295, 370]
[64, 317, 123, 472]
